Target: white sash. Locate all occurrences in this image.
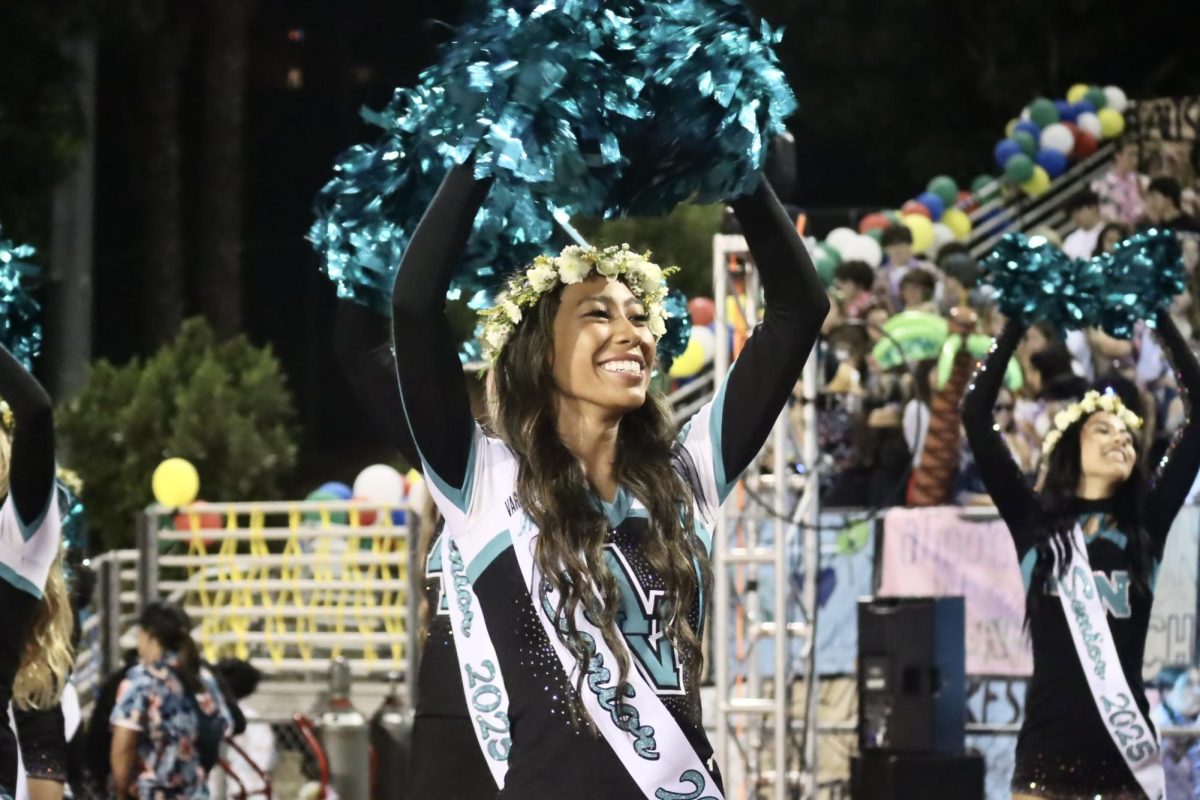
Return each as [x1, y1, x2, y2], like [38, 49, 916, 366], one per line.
[1054, 525, 1164, 800]
[510, 522, 725, 800]
[440, 534, 512, 789]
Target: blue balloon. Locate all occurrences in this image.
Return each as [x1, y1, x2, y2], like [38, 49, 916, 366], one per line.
[1014, 120, 1041, 140]
[915, 191, 945, 221]
[317, 481, 353, 500]
[1036, 148, 1069, 179]
[1073, 100, 1097, 116]
[1055, 100, 1077, 122]
[994, 139, 1023, 169]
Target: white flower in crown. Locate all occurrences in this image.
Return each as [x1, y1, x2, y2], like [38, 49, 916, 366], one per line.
[556, 246, 592, 284]
[501, 300, 522, 324]
[527, 260, 558, 292]
[647, 305, 667, 337]
[1097, 393, 1116, 413]
[595, 254, 622, 279]
[483, 324, 508, 353]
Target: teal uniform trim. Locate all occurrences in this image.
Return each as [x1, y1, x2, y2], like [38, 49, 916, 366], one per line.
[693, 518, 713, 555]
[397, 386, 477, 514]
[598, 487, 649, 527]
[15, 487, 53, 543]
[1020, 548, 1037, 591]
[709, 373, 734, 503]
[0, 561, 42, 599]
[422, 432, 478, 515]
[467, 530, 513, 583]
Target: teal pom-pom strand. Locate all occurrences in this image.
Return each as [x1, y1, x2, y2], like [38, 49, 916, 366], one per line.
[981, 230, 1185, 339]
[981, 233, 1095, 335]
[658, 289, 692, 370]
[57, 480, 88, 552]
[0, 226, 42, 369]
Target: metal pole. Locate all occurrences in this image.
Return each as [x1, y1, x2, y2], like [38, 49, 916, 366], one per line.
[100, 555, 123, 677]
[406, 510, 422, 693]
[801, 349, 821, 798]
[771, 412, 788, 799]
[712, 234, 732, 775]
[136, 510, 159, 609]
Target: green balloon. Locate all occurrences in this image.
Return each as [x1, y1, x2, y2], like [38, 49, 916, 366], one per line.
[303, 489, 349, 525]
[927, 175, 959, 208]
[970, 174, 997, 200]
[1029, 97, 1059, 128]
[814, 243, 840, 287]
[866, 227, 883, 242]
[1004, 153, 1035, 185]
[1085, 86, 1108, 110]
[1012, 130, 1038, 157]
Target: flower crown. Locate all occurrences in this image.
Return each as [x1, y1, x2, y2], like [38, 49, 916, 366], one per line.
[1041, 389, 1143, 459]
[477, 244, 677, 364]
[0, 401, 12, 434]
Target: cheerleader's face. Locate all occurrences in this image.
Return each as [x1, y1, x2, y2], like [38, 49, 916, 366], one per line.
[1078, 411, 1136, 485]
[551, 276, 655, 416]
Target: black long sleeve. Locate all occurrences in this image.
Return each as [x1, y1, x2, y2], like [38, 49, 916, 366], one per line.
[333, 301, 421, 468]
[962, 321, 1039, 553]
[391, 164, 492, 490]
[719, 178, 830, 480]
[13, 703, 66, 782]
[0, 344, 55, 526]
[1145, 313, 1200, 545]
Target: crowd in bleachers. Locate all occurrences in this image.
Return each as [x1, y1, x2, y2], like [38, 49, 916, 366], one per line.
[809, 142, 1200, 510]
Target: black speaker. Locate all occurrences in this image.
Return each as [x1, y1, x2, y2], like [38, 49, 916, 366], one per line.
[851, 750, 984, 800]
[857, 596, 965, 754]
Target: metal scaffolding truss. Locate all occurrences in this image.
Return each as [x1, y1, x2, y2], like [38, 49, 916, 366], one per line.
[710, 234, 821, 798]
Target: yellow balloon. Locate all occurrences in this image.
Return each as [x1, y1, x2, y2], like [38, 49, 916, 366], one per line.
[669, 338, 706, 379]
[1067, 83, 1089, 104]
[725, 296, 746, 334]
[152, 458, 200, 507]
[901, 213, 935, 254]
[1004, 118, 1018, 138]
[1020, 165, 1051, 197]
[941, 208, 973, 241]
[1097, 107, 1125, 139]
[405, 468, 422, 485]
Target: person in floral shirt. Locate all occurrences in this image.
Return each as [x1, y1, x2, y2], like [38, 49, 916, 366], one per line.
[110, 603, 230, 800]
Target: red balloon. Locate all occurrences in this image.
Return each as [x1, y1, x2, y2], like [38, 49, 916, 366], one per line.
[688, 297, 715, 326]
[1072, 130, 1099, 159]
[956, 190, 978, 213]
[901, 200, 932, 219]
[173, 500, 222, 547]
[858, 212, 890, 235]
[351, 496, 378, 526]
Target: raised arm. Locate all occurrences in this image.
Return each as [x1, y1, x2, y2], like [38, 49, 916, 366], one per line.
[333, 300, 421, 468]
[961, 321, 1039, 549]
[716, 178, 830, 480]
[1145, 312, 1200, 543]
[391, 163, 492, 491]
[0, 344, 55, 526]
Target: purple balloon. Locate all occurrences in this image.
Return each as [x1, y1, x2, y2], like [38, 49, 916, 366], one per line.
[1036, 148, 1069, 179]
[994, 139, 1023, 169]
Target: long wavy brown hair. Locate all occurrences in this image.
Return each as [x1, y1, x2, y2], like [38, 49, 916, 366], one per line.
[489, 283, 712, 716]
[13, 551, 75, 709]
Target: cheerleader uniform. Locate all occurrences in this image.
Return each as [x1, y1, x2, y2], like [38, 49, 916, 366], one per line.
[963, 318, 1200, 799]
[0, 344, 62, 800]
[334, 302, 495, 799]
[391, 163, 828, 798]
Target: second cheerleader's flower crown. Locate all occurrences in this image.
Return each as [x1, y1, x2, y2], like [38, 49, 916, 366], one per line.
[478, 244, 677, 364]
[1041, 389, 1143, 459]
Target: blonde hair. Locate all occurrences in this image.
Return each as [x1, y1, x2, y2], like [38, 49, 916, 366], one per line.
[12, 551, 75, 709]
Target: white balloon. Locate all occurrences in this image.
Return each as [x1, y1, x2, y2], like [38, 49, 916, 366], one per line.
[1076, 111, 1102, 138]
[840, 234, 883, 268]
[825, 227, 859, 257]
[1040, 122, 1075, 155]
[690, 326, 716, 363]
[1104, 85, 1128, 113]
[1020, 106, 1031, 122]
[932, 223, 956, 253]
[353, 463, 405, 504]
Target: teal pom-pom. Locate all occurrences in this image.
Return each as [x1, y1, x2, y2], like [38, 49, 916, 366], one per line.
[57, 480, 88, 552]
[0, 226, 42, 369]
[981, 233, 1095, 334]
[658, 289, 692, 371]
[1088, 229, 1185, 338]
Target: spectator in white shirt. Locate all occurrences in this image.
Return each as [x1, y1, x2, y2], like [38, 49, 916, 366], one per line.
[1062, 189, 1105, 261]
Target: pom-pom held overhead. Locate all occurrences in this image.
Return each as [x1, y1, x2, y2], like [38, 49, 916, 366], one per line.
[981, 230, 1184, 338]
[0, 226, 42, 370]
[312, 0, 795, 321]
